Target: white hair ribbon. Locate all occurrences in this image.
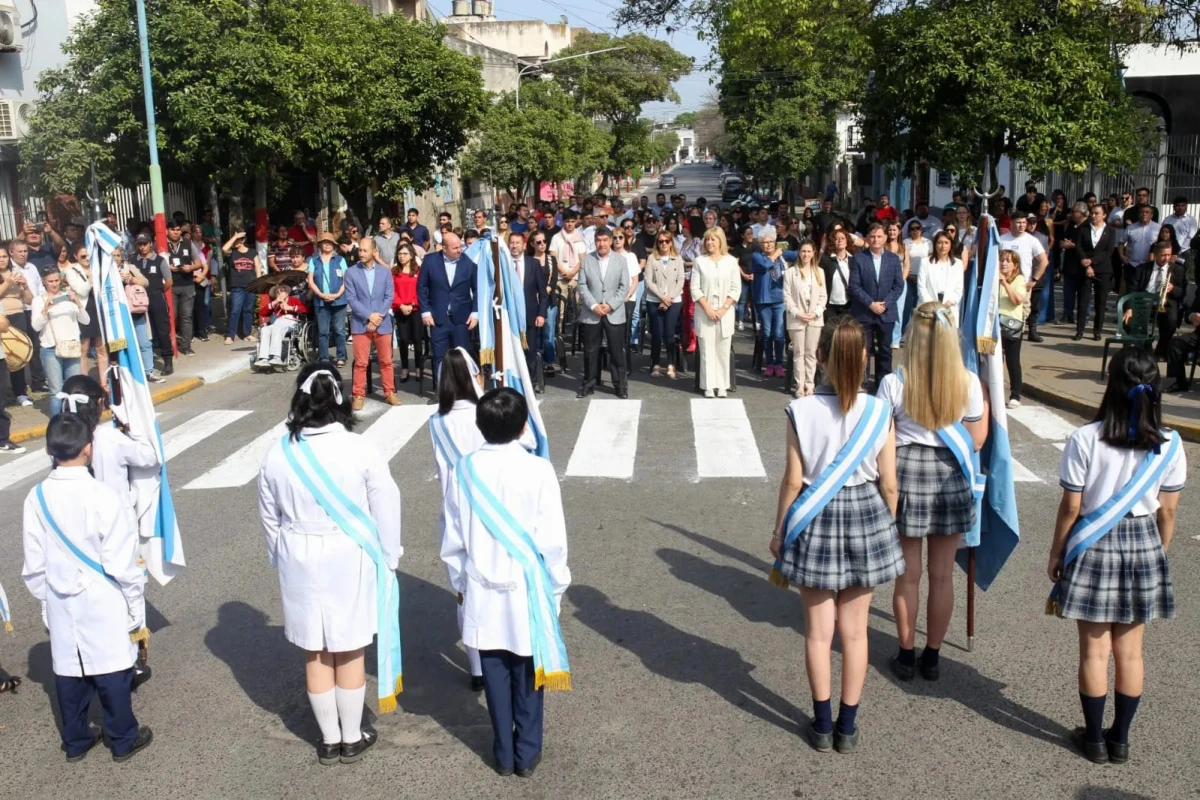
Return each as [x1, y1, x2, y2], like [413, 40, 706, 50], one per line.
[453, 346, 485, 398]
[55, 393, 91, 413]
[299, 369, 343, 405]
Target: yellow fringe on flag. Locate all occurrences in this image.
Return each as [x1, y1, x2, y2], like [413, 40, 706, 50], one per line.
[129, 626, 150, 644]
[520, 332, 528, 350]
[479, 348, 495, 366]
[977, 336, 997, 356]
[534, 668, 572, 692]
[106, 338, 128, 354]
[3, 621, 12, 634]
[767, 567, 790, 590]
[1044, 597, 1061, 617]
[378, 675, 404, 714]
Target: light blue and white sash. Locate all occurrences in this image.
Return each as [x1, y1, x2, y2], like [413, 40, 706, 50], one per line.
[1046, 430, 1181, 615]
[895, 370, 986, 502]
[769, 395, 891, 589]
[429, 413, 464, 477]
[0, 580, 11, 633]
[281, 434, 404, 711]
[457, 453, 571, 691]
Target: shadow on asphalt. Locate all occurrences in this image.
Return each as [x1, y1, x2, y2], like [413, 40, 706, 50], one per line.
[648, 519, 1074, 751]
[568, 584, 810, 736]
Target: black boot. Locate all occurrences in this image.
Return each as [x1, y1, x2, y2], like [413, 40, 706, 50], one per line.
[161, 355, 174, 376]
[1027, 323, 1044, 343]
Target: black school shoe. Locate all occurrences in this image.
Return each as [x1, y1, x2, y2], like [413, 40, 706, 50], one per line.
[808, 724, 833, 753]
[112, 726, 154, 762]
[470, 675, 485, 692]
[1071, 727, 1109, 764]
[339, 726, 377, 764]
[65, 727, 103, 762]
[317, 740, 341, 766]
[515, 751, 542, 778]
[1105, 730, 1130, 764]
[833, 729, 859, 754]
[888, 654, 915, 681]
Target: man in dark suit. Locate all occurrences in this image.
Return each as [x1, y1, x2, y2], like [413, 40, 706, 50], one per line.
[1058, 204, 1087, 324]
[1165, 280, 1200, 392]
[848, 224, 905, 386]
[507, 231, 549, 384]
[1074, 203, 1118, 341]
[1130, 241, 1188, 358]
[418, 231, 478, 379]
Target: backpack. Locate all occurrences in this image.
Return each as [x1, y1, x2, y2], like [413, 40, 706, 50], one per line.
[125, 283, 150, 314]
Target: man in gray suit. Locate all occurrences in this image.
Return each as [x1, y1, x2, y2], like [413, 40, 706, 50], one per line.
[577, 227, 630, 398]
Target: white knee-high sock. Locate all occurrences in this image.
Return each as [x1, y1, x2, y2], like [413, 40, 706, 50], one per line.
[335, 685, 366, 744]
[307, 689, 341, 745]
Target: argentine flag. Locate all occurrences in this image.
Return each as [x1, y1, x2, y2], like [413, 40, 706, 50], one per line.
[957, 216, 1020, 590]
[466, 233, 550, 459]
[86, 222, 186, 586]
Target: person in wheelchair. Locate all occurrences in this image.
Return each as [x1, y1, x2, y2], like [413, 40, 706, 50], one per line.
[255, 282, 310, 372]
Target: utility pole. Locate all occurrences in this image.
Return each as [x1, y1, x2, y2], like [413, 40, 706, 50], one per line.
[515, 47, 626, 110]
[134, 0, 166, 253]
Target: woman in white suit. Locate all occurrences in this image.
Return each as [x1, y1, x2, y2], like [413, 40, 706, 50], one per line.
[258, 361, 402, 766]
[784, 240, 828, 397]
[691, 228, 741, 397]
[917, 232, 964, 327]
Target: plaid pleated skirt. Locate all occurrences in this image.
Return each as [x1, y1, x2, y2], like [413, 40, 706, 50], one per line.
[1057, 514, 1175, 624]
[781, 482, 904, 591]
[896, 444, 976, 537]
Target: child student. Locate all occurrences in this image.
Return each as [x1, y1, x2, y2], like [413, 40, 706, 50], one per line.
[1048, 349, 1184, 765]
[440, 388, 571, 778]
[21, 413, 153, 762]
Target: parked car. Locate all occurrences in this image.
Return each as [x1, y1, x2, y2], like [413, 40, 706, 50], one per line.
[659, 174, 677, 188]
[721, 178, 743, 201]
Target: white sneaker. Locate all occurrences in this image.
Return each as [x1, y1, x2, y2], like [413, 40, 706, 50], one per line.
[16, 394, 32, 407]
[147, 370, 166, 383]
[269, 357, 284, 367]
[0, 441, 25, 454]
[1006, 398, 1021, 409]
[737, 322, 744, 332]
[716, 388, 727, 398]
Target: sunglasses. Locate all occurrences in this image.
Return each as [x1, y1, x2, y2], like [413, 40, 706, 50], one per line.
[656, 237, 672, 244]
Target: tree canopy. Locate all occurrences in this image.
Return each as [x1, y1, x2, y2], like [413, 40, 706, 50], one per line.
[21, 0, 486, 200]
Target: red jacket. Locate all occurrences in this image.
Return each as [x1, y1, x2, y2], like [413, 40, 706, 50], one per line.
[392, 270, 419, 311]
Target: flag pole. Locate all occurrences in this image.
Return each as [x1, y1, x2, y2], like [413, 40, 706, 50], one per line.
[491, 236, 504, 387]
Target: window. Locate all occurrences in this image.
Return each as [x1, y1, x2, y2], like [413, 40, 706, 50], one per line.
[936, 171, 952, 188]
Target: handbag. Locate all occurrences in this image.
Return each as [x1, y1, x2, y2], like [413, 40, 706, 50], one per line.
[999, 313, 1024, 341]
[125, 283, 150, 314]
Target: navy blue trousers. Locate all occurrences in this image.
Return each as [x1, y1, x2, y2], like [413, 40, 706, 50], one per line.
[480, 650, 544, 771]
[55, 668, 138, 757]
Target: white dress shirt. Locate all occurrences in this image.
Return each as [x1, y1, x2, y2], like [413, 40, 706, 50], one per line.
[1163, 213, 1197, 253]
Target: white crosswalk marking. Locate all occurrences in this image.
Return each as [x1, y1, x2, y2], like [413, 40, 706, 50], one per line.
[163, 410, 253, 460]
[1010, 459, 1043, 483]
[184, 421, 288, 490]
[1007, 405, 1077, 441]
[691, 398, 766, 479]
[565, 399, 641, 479]
[0, 448, 50, 488]
[363, 405, 437, 462]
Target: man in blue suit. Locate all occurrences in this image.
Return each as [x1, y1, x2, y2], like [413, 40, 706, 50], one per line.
[418, 231, 478, 379]
[344, 238, 401, 409]
[507, 231, 549, 386]
[848, 223, 905, 386]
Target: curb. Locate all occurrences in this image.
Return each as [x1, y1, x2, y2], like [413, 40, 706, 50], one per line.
[1024, 377, 1200, 443]
[10, 376, 205, 444]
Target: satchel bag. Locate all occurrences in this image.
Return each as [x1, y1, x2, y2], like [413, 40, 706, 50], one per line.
[999, 313, 1024, 342]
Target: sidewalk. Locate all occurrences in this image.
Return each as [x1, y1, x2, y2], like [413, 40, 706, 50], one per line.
[1021, 324, 1200, 440]
[8, 338, 252, 444]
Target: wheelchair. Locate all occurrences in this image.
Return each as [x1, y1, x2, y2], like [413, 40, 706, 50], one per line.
[280, 316, 317, 371]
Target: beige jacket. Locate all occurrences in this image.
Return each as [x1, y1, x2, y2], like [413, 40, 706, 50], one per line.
[643, 254, 685, 304]
[784, 265, 828, 331]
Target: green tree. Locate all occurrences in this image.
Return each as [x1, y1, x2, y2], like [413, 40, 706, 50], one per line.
[21, 0, 485, 201]
[649, 130, 680, 167]
[459, 83, 611, 197]
[673, 111, 697, 128]
[861, 0, 1156, 187]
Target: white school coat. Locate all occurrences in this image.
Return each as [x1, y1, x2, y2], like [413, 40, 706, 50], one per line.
[21, 467, 144, 677]
[258, 423, 402, 652]
[440, 442, 570, 657]
[431, 400, 538, 497]
[92, 423, 160, 531]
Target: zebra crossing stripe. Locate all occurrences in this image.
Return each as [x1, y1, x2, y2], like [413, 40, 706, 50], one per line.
[565, 399, 641, 479]
[163, 410, 253, 460]
[1006, 405, 1077, 441]
[691, 398, 766, 479]
[184, 421, 289, 490]
[362, 405, 437, 462]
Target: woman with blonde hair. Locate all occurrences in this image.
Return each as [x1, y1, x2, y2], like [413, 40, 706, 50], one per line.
[998, 250, 1029, 408]
[691, 228, 741, 397]
[784, 240, 827, 396]
[877, 301, 988, 682]
[770, 316, 902, 753]
[643, 224, 685, 379]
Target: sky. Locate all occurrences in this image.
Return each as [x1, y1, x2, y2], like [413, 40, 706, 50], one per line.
[424, 0, 716, 124]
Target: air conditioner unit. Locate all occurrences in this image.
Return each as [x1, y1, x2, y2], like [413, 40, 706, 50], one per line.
[0, 99, 33, 140]
[0, 3, 21, 52]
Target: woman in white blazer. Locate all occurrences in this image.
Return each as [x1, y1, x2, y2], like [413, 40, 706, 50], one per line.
[258, 361, 402, 765]
[917, 231, 964, 327]
[691, 228, 741, 397]
[784, 240, 828, 396]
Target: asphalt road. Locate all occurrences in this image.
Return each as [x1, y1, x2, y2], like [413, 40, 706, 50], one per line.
[1, 326, 1197, 799]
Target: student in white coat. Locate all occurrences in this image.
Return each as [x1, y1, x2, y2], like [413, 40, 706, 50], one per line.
[258, 361, 403, 766]
[21, 414, 153, 762]
[441, 388, 571, 778]
[59, 374, 160, 687]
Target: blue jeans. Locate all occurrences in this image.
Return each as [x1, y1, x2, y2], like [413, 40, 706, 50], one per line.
[202, 284, 213, 332]
[132, 314, 154, 374]
[315, 304, 349, 361]
[543, 304, 558, 365]
[759, 302, 785, 366]
[893, 279, 909, 347]
[227, 287, 254, 340]
[647, 300, 682, 367]
[41, 348, 81, 415]
[1037, 273, 1055, 324]
[1061, 271, 1077, 322]
[629, 281, 645, 344]
[736, 282, 750, 322]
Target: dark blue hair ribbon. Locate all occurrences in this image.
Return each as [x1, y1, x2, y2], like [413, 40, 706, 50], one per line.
[1126, 382, 1158, 452]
